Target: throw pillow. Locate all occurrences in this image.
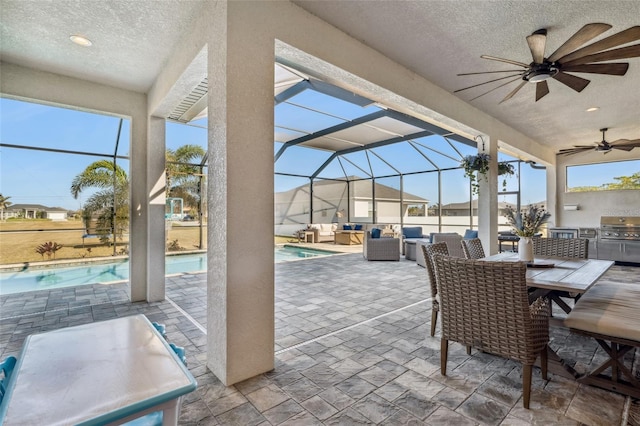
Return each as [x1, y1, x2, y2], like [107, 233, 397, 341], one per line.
[343, 224, 353, 230]
[402, 227, 423, 239]
[371, 228, 381, 239]
[463, 229, 478, 240]
[354, 224, 362, 230]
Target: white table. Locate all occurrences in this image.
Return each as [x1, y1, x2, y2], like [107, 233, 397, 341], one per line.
[0, 314, 197, 426]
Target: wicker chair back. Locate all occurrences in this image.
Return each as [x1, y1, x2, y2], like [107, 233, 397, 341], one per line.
[533, 237, 588, 258]
[421, 242, 449, 337]
[433, 255, 550, 408]
[461, 238, 485, 259]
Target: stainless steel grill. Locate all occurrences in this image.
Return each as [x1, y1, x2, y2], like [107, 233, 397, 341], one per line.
[600, 216, 640, 241]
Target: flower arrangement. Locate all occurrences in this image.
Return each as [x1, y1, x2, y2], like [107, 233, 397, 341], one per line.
[503, 204, 551, 237]
[461, 154, 516, 194]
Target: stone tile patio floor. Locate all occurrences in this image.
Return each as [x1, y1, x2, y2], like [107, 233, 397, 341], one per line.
[1, 253, 639, 425]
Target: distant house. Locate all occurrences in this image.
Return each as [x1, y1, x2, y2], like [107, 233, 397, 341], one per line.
[275, 177, 429, 225]
[5, 204, 69, 221]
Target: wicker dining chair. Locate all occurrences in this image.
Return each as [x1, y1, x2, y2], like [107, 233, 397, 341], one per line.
[461, 238, 485, 259]
[533, 237, 588, 259]
[533, 237, 589, 311]
[433, 255, 549, 409]
[421, 242, 449, 337]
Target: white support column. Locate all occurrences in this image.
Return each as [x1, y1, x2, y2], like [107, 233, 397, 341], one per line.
[206, 2, 275, 385]
[478, 135, 499, 254]
[147, 116, 167, 301]
[129, 108, 150, 302]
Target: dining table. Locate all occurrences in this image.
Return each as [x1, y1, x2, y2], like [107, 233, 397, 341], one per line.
[482, 252, 615, 379]
[0, 314, 197, 426]
[484, 251, 614, 313]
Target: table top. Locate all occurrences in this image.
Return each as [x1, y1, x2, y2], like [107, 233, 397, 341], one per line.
[483, 252, 614, 293]
[0, 314, 197, 426]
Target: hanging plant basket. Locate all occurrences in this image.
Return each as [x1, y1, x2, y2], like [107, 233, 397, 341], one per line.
[461, 154, 515, 194]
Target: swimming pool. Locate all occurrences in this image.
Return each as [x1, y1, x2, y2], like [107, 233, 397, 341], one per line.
[0, 245, 338, 295]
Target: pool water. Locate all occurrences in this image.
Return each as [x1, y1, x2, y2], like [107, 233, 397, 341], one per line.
[0, 246, 337, 295]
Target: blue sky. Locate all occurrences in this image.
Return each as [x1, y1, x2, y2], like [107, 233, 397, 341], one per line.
[2, 96, 634, 212]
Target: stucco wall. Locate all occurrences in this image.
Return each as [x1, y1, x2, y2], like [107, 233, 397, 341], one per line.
[555, 149, 640, 228]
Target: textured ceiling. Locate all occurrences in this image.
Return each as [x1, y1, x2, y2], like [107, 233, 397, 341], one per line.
[1, 0, 639, 152]
[293, 0, 640, 152]
[0, 0, 204, 93]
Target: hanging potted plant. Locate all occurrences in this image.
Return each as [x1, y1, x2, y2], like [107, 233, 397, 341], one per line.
[461, 153, 490, 195]
[498, 162, 515, 191]
[461, 154, 516, 194]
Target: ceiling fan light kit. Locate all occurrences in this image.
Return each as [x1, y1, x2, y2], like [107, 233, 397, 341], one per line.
[456, 23, 640, 103]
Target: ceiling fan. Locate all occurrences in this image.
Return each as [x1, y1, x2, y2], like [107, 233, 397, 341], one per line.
[456, 24, 640, 103]
[558, 128, 640, 155]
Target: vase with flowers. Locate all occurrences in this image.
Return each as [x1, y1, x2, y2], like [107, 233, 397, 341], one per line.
[503, 204, 551, 262]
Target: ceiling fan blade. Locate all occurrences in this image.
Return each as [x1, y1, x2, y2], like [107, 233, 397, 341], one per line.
[457, 69, 524, 76]
[548, 23, 612, 63]
[612, 145, 640, 152]
[552, 71, 590, 92]
[499, 81, 527, 103]
[561, 44, 640, 67]
[480, 55, 529, 68]
[470, 77, 523, 101]
[610, 138, 640, 145]
[526, 32, 547, 63]
[535, 81, 549, 101]
[558, 146, 594, 155]
[556, 26, 640, 64]
[610, 139, 640, 151]
[561, 63, 629, 76]
[454, 74, 523, 93]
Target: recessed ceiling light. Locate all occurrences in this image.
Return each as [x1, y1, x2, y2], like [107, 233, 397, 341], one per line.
[586, 107, 599, 112]
[70, 35, 92, 47]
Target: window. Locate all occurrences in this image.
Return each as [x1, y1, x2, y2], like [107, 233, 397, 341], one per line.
[567, 160, 640, 192]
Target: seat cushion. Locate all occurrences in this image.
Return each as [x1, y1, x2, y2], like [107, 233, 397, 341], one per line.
[565, 283, 640, 343]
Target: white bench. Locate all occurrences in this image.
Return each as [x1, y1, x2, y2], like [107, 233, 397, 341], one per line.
[564, 282, 640, 398]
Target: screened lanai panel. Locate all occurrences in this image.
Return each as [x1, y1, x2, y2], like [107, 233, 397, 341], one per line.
[323, 116, 425, 146]
[369, 142, 440, 174]
[275, 145, 333, 176]
[336, 153, 372, 178]
[1, 98, 130, 155]
[275, 103, 345, 134]
[410, 142, 466, 170]
[282, 88, 381, 121]
[413, 135, 478, 164]
[315, 160, 349, 180]
[311, 179, 348, 224]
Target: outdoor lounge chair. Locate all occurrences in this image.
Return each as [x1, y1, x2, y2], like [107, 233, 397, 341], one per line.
[363, 231, 400, 261]
[461, 238, 485, 259]
[431, 233, 464, 258]
[433, 255, 549, 409]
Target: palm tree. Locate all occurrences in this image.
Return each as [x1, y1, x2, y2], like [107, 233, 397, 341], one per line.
[166, 144, 206, 217]
[71, 160, 129, 242]
[0, 194, 12, 221]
